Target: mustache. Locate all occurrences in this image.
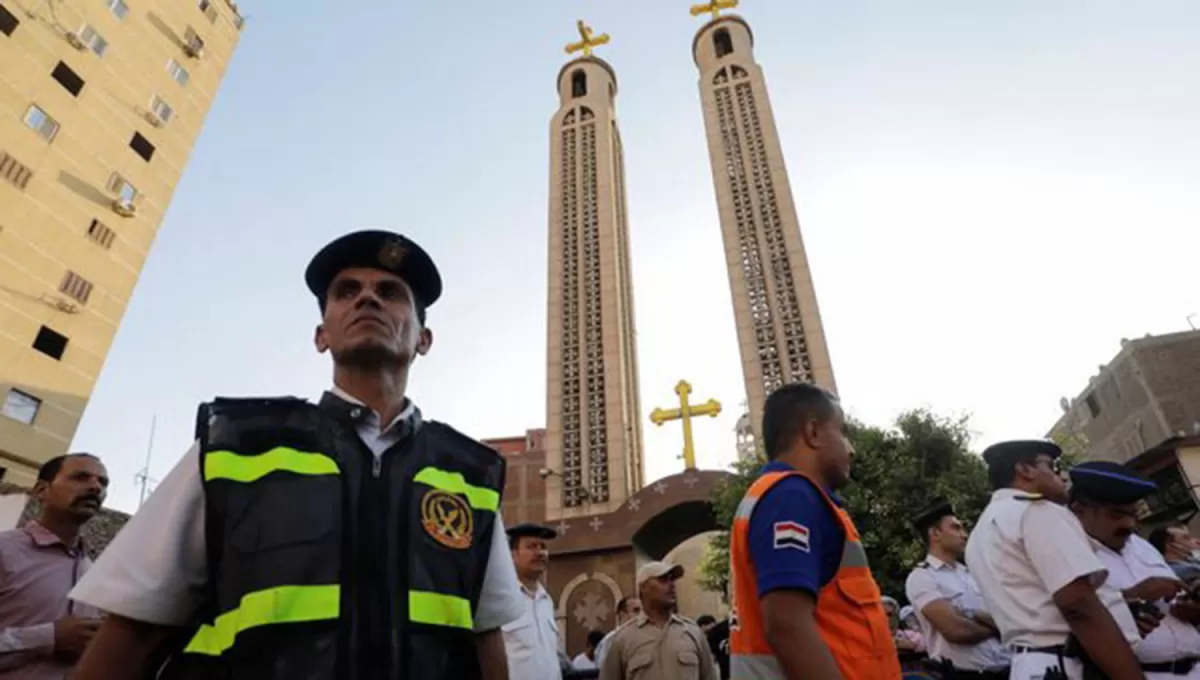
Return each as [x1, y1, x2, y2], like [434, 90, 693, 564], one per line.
[73, 493, 102, 506]
[1115, 528, 1134, 537]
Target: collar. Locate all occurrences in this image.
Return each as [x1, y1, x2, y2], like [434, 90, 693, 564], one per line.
[992, 488, 1046, 502]
[635, 612, 684, 628]
[23, 520, 84, 554]
[520, 581, 549, 600]
[760, 460, 843, 505]
[320, 388, 421, 435]
[923, 553, 951, 570]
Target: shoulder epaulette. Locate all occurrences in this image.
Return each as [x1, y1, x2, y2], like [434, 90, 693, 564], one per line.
[1013, 494, 1045, 502]
[915, 561, 929, 569]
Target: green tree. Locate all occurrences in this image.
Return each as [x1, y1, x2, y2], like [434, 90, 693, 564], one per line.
[699, 409, 992, 601]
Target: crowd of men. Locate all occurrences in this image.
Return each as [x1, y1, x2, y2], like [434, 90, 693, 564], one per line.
[1, 229, 1198, 680]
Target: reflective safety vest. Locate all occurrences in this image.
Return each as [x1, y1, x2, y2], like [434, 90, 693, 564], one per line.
[729, 469, 901, 680]
[159, 392, 505, 680]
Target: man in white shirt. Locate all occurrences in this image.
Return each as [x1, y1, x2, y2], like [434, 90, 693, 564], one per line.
[68, 230, 527, 680]
[965, 439, 1145, 680]
[905, 499, 1010, 679]
[1068, 461, 1200, 679]
[503, 523, 562, 680]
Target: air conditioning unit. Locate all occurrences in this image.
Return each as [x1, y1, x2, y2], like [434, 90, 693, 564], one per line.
[145, 111, 164, 128]
[66, 32, 88, 50]
[183, 41, 204, 58]
[111, 198, 136, 217]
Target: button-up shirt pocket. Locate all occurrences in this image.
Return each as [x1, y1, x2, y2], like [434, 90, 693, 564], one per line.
[677, 649, 701, 680]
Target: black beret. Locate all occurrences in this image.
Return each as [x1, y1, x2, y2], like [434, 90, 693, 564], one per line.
[981, 439, 1062, 469]
[506, 523, 558, 541]
[305, 230, 442, 309]
[1069, 461, 1157, 505]
[913, 499, 955, 535]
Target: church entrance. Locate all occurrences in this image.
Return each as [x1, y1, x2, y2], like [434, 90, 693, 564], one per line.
[546, 468, 732, 655]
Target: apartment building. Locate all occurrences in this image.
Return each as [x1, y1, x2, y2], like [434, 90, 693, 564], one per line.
[0, 0, 242, 485]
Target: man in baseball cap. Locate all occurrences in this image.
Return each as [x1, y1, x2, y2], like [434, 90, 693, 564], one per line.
[599, 561, 717, 680]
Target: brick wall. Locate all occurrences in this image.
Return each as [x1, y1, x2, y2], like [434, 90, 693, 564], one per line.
[485, 429, 548, 525]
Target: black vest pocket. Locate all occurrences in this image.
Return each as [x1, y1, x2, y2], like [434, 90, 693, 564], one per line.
[224, 475, 340, 554]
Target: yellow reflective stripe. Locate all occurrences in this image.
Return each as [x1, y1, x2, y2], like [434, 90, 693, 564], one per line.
[413, 467, 499, 512]
[409, 590, 473, 630]
[184, 584, 340, 656]
[204, 447, 339, 483]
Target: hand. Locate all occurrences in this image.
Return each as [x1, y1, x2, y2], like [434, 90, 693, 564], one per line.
[1133, 606, 1164, 638]
[1171, 599, 1200, 625]
[1125, 577, 1185, 602]
[53, 616, 101, 656]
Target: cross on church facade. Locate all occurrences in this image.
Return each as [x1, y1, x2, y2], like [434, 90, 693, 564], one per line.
[564, 20, 610, 58]
[689, 0, 739, 20]
[649, 380, 721, 470]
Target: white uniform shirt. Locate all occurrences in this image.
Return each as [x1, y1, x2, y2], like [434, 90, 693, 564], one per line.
[70, 389, 526, 635]
[502, 582, 560, 680]
[1094, 534, 1200, 663]
[965, 489, 1139, 648]
[905, 554, 1011, 670]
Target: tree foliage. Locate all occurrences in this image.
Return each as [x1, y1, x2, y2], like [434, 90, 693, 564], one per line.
[699, 409, 992, 601]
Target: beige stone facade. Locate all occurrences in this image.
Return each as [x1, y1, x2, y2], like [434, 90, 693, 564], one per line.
[693, 16, 836, 440]
[1049, 329, 1200, 463]
[545, 56, 644, 520]
[0, 0, 241, 485]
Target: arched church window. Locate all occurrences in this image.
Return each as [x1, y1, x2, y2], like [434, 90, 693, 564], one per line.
[731, 65, 748, 80]
[714, 28, 733, 58]
[572, 70, 587, 98]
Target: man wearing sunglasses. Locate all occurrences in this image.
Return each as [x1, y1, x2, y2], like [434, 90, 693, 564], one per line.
[965, 440, 1144, 680]
[1070, 461, 1200, 678]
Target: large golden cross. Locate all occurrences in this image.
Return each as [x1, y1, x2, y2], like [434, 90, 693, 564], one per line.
[689, 0, 739, 20]
[650, 380, 722, 470]
[564, 20, 610, 58]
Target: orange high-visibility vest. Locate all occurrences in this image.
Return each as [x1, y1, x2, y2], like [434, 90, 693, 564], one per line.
[729, 469, 901, 680]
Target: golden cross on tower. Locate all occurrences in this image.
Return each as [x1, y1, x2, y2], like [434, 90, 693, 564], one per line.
[689, 0, 739, 20]
[650, 380, 722, 470]
[564, 20, 610, 58]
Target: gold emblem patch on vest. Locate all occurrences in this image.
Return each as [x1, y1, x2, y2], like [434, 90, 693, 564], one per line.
[421, 490, 473, 549]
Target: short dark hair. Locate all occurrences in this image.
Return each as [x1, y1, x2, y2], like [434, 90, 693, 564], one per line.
[586, 630, 605, 648]
[36, 453, 98, 485]
[696, 614, 716, 627]
[987, 452, 1043, 490]
[616, 596, 634, 614]
[1148, 523, 1186, 555]
[762, 383, 839, 460]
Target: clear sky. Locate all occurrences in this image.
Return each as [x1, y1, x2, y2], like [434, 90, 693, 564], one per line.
[72, 0, 1200, 512]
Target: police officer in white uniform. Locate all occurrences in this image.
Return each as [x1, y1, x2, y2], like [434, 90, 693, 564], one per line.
[906, 499, 1010, 679]
[965, 440, 1145, 680]
[503, 523, 562, 680]
[1068, 461, 1200, 679]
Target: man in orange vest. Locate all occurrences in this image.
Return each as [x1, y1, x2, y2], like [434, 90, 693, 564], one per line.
[729, 383, 901, 680]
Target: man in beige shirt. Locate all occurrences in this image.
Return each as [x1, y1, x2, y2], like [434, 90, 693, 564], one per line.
[599, 561, 717, 680]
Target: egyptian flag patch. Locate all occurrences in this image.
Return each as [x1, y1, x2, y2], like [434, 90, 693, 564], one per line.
[773, 521, 810, 552]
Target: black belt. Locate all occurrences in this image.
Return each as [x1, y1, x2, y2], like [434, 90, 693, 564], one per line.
[1141, 658, 1199, 674]
[945, 668, 1009, 680]
[1012, 645, 1079, 659]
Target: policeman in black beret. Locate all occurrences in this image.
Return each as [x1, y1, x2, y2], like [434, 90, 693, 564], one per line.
[504, 523, 563, 680]
[965, 441, 1144, 680]
[71, 231, 526, 680]
[907, 500, 1009, 679]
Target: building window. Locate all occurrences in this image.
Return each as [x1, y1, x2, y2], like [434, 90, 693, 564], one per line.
[150, 95, 174, 124]
[1085, 392, 1101, 418]
[106, 0, 128, 20]
[714, 28, 734, 58]
[2, 389, 40, 425]
[108, 173, 137, 205]
[166, 58, 189, 85]
[129, 132, 155, 161]
[87, 218, 115, 248]
[183, 27, 204, 57]
[59, 270, 93, 304]
[33, 326, 68, 360]
[0, 151, 32, 189]
[571, 70, 587, 98]
[51, 62, 85, 97]
[198, 0, 217, 22]
[0, 3, 19, 36]
[76, 25, 108, 56]
[23, 105, 60, 142]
